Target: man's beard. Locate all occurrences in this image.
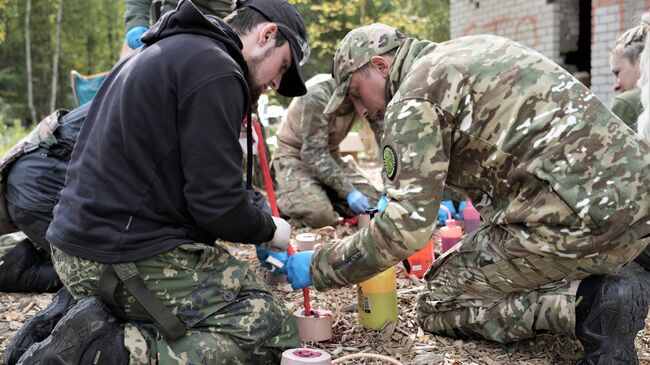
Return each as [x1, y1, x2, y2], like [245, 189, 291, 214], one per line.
[248, 64, 264, 103]
[247, 47, 276, 103]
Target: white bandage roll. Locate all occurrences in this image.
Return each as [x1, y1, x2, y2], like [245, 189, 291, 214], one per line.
[280, 348, 332, 365]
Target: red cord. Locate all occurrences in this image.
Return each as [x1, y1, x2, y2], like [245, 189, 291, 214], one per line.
[253, 119, 312, 315]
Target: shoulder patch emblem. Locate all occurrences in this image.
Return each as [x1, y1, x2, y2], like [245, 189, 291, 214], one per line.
[383, 145, 398, 180]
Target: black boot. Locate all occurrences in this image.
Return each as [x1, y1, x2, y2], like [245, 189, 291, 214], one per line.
[4, 287, 76, 365]
[16, 296, 129, 365]
[633, 245, 650, 271]
[0, 239, 62, 293]
[575, 274, 648, 365]
[616, 261, 650, 305]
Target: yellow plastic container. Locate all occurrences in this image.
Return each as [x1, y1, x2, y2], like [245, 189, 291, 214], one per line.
[357, 266, 398, 330]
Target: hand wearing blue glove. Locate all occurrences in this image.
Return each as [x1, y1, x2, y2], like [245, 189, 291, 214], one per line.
[255, 245, 288, 275]
[437, 200, 457, 226]
[457, 200, 467, 220]
[376, 195, 388, 212]
[126, 25, 149, 49]
[283, 251, 314, 290]
[346, 189, 369, 214]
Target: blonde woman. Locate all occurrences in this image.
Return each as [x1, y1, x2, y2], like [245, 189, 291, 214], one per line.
[609, 13, 649, 130]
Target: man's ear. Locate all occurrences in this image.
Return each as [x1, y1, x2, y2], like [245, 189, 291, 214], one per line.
[257, 23, 278, 47]
[369, 55, 391, 77]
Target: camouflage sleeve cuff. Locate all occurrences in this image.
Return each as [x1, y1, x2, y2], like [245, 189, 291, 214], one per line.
[126, 19, 150, 31]
[337, 181, 356, 199]
[310, 224, 390, 291]
[124, 0, 151, 32]
[311, 237, 361, 290]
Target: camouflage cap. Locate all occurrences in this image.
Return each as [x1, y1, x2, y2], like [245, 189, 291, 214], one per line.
[324, 23, 405, 115]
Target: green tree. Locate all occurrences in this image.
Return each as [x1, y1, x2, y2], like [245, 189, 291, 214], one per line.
[0, 0, 125, 123]
[291, 0, 450, 83]
[0, 0, 450, 118]
[0, 0, 6, 44]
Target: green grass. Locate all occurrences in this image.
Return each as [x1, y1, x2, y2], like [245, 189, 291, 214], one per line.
[0, 118, 28, 157]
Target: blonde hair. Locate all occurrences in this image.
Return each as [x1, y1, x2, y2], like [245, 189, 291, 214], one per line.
[637, 13, 650, 141]
[611, 13, 650, 64]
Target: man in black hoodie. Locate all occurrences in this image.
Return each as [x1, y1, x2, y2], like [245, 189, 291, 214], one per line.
[14, 0, 309, 363]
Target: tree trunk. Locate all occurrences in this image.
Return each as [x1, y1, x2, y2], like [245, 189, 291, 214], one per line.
[25, 0, 36, 123]
[50, 0, 64, 112]
[107, 0, 115, 62]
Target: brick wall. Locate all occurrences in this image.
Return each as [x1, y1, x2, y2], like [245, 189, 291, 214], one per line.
[450, 0, 649, 104]
[451, 0, 572, 65]
[591, 0, 649, 102]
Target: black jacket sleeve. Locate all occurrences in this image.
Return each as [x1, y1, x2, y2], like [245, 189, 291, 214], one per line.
[178, 74, 275, 244]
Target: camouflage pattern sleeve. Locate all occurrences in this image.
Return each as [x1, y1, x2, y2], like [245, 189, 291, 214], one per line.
[201, 0, 235, 18]
[300, 84, 356, 198]
[609, 89, 642, 131]
[125, 0, 151, 31]
[311, 99, 451, 289]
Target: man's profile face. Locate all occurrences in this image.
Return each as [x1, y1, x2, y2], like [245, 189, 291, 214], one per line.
[347, 64, 388, 123]
[610, 52, 640, 93]
[247, 31, 292, 101]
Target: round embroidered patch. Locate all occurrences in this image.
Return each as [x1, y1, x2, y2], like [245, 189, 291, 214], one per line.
[383, 145, 397, 180]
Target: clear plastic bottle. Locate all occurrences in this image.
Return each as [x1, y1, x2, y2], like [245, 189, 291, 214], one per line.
[357, 266, 398, 330]
[440, 219, 462, 253]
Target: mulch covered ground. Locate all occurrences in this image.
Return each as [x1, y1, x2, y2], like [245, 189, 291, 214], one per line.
[2, 229, 650, 364]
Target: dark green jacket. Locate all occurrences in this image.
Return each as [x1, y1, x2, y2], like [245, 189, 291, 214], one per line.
[609, 88, 643, 131]
[125, 0, 234, 31]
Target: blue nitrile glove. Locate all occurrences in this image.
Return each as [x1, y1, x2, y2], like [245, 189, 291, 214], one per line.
[126, 26, 148, 49]
[346, 189, 369, 214]
[437, 200, 457, 226]
[457, 200, 467, 220]
[376, 195, 388, 212]
[283, 251, 314, 290]
[255, 246, 288, 274]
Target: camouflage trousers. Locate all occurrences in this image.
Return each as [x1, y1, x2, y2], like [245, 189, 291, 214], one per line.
[274, 155, 381, 228]
[0, 231, 26, 256]
[51, 242, 300, 364]
[416, 223, 649, 343]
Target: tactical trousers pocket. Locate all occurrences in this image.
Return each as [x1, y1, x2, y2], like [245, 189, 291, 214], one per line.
[423, 243, 500, 305]
[152, 243, 289, 349]
[480, 254, 579, 296]
[201, 288, 287, 349]
[137, 243, 248, 327]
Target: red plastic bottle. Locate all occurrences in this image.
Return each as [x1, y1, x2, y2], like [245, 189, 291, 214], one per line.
[406, 238, 435, 278]
[462, 198, 481, 234]
[440, 219, 462, 253]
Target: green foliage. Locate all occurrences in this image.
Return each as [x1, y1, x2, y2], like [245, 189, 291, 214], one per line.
[265, 0, 449, 105]
[0, 0, 449, 117]
[291, 0, 450, 83]
[0, 116, 28, 156]
[0, 0, 6, 44]
[0, 0, 125, 123]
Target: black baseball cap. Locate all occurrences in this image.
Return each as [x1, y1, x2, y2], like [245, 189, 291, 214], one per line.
[239, 0, 309, 97]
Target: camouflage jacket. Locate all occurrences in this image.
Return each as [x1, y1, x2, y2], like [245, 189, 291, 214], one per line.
[610, 88, 642, 131]
[125, 0, 234, 31]
[275, 74, 382, 198]
[0, 110, 68, 234]
[311, 36, 650, 290]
